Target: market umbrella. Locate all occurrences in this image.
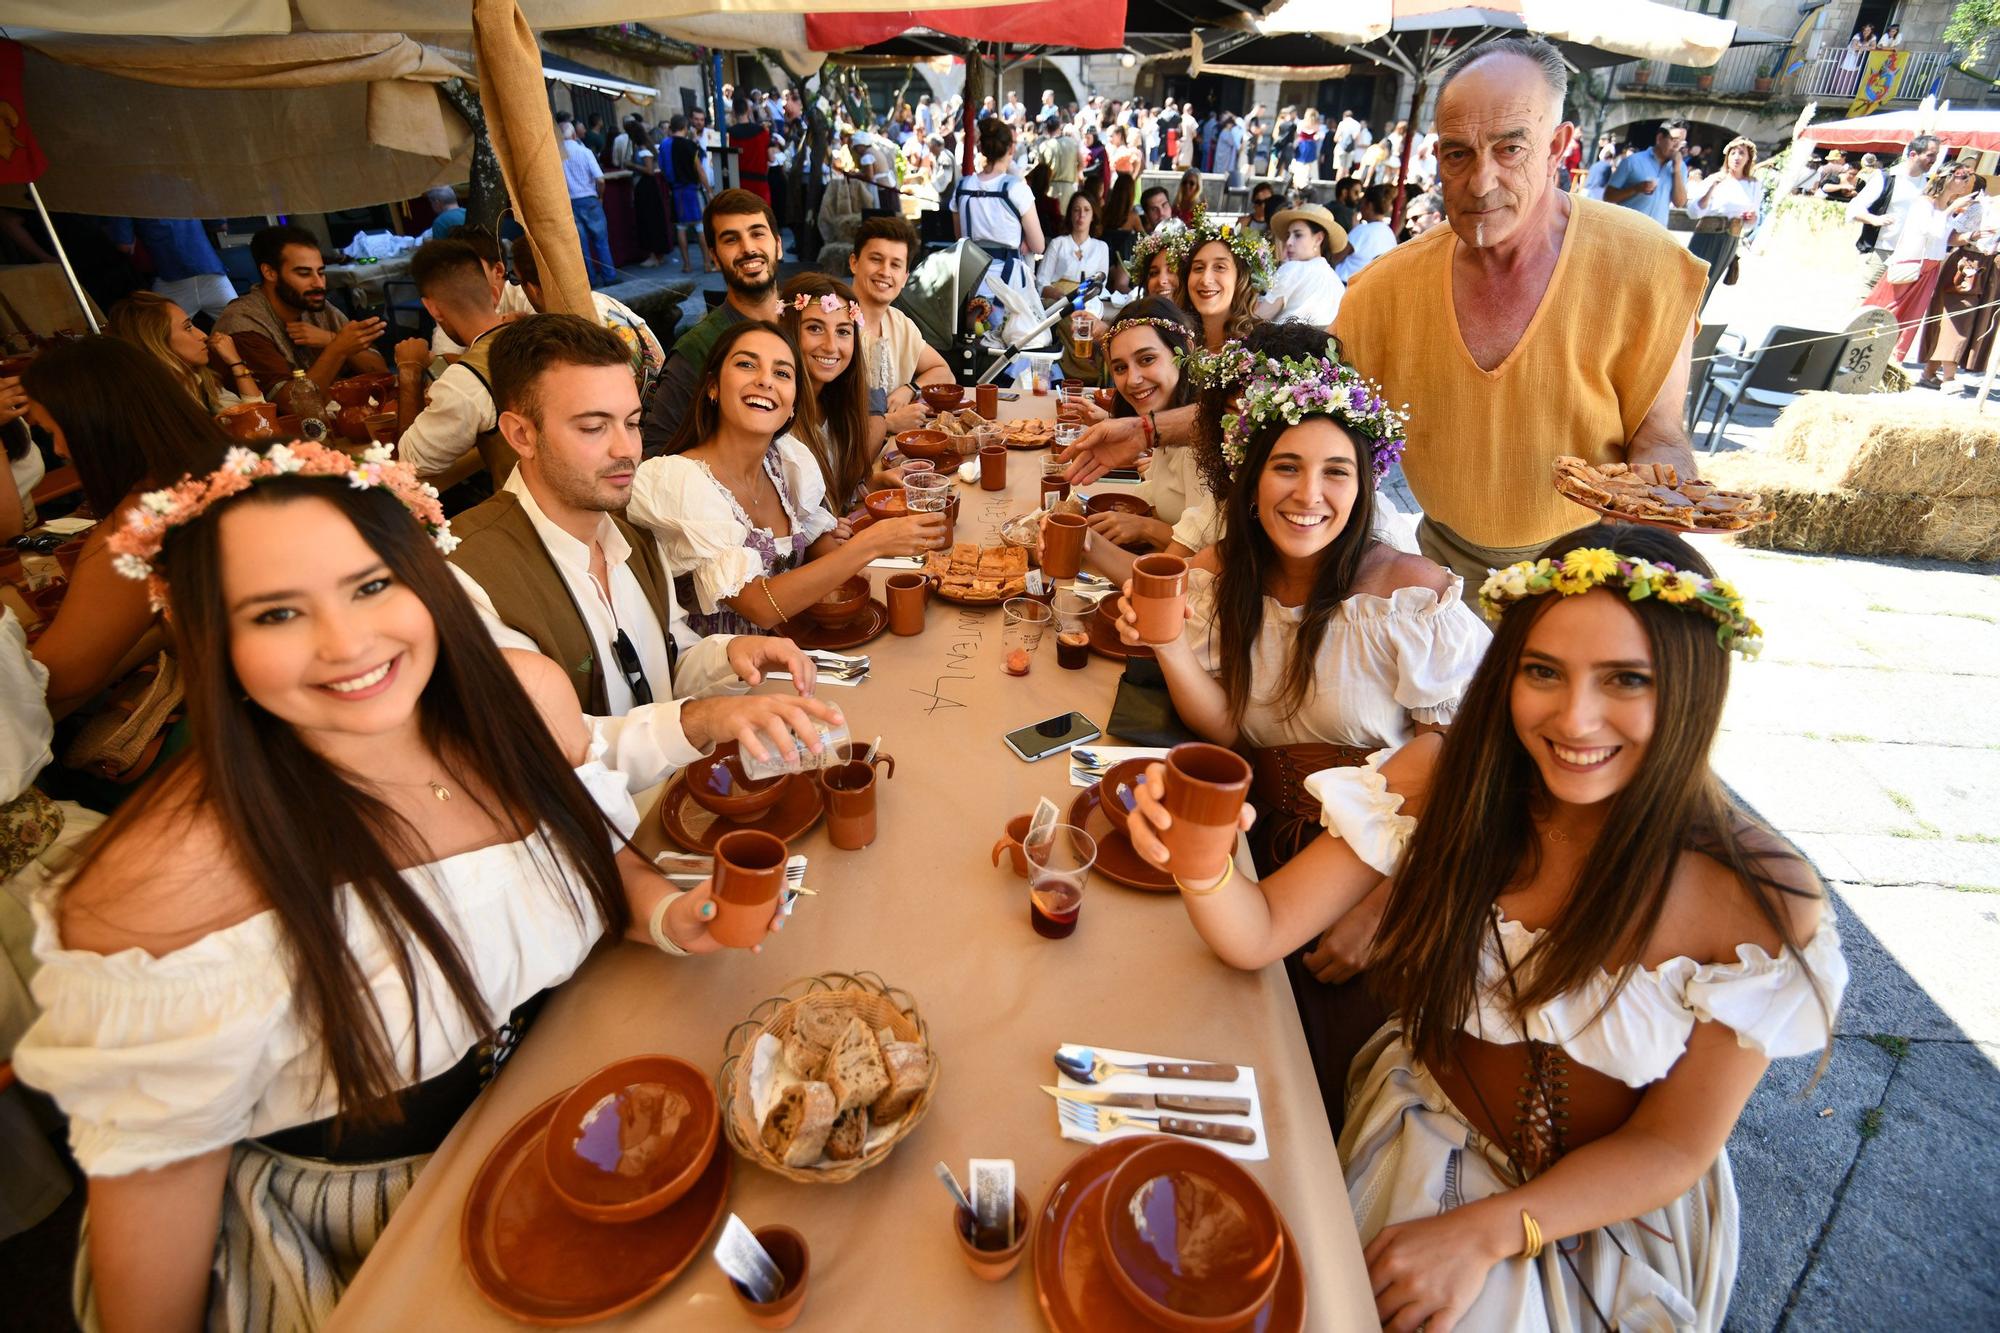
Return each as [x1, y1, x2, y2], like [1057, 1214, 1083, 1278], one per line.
[807, 1, 1128, 51]
[1800, 107, 2000, 155]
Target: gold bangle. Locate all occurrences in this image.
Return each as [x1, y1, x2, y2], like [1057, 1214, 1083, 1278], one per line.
[1174, 859, 1235, 897]
[759, 576, 785, 623]
[1520, 1209, 1544, 1261]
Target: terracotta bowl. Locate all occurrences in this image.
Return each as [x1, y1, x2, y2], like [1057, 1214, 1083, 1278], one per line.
[275, 413, 305, 439]
[543, 1053, 720, 1224]
[863, 488, 910, 524]
[1100, 1138, 1285, 1330]
[363, 411, 400, 445]
[729, 1225, 810, 1329]
[685, 743, 789, 822]
[954, 1189, 1031, 1281]
[328, 376, 380, 410]
[217, 400, 279, 441]
[1086, 493, 1153, 519]
[806, 575, 871, 629]
[919, 383, 966, 412]
[894, 428, 955, 464]
[1095, 758, 1155, 842]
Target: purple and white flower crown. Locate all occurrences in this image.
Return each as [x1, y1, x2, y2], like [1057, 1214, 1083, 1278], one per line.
[1217, 339, 1409, 481]
[108, 441, 457, 612]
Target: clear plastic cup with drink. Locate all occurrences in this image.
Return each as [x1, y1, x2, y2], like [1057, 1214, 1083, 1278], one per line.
[1052, 589, 1094, 670]
[1025, 824, 1097, 938]
[735, 719, 854, 782]
[903, 471, 953, 549]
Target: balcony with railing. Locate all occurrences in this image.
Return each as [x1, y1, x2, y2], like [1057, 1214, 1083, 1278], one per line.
[1614, 43, 1960, 103]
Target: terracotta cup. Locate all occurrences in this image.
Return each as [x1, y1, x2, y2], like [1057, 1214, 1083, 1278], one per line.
[819, 755, 895, 850]
[886, 572, 929, 636]
[1160, 743, 1253, 880]
[730, 1225, 810, 1330]
[1131, 553, 1190, 644]
[217, 399, 279, 442]
[979, 444, 1008, 491]
[709, 829, 789, 948]
[976, 381, 999, 419]
[990, 812, 1033, 878]
[1041, 512, 1087, 581]
[954, 1188, 1032, 1281]
[52, 537, 87, 577]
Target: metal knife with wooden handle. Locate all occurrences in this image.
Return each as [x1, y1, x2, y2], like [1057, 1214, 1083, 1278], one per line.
[1040, 1086, 1252, 1116]
[1156, 1115, 1258, 1146]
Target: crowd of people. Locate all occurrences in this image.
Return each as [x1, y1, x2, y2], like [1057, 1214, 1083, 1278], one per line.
[1, 36, 1865, 1333]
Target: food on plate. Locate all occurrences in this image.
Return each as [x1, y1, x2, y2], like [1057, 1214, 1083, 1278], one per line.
[923, 542, 1029, 602]
[760, 1081, 837, 1166]
[872, 1042, 935, 1124]
[1552, 456, 1773, 531]
[929, 407, 987, 437]
[824, 1017, 891, 1113]
[1001, 417, 1055, 446]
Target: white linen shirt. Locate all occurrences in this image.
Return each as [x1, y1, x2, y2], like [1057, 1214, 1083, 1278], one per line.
[561, 138, 603, 199]
[1038, 234, 1111, 289]
[1336, 220, 1396, 283]
[394, 361, 496, 479]
[449, 470, 745, 791]
[1264, 258, 1345, 327]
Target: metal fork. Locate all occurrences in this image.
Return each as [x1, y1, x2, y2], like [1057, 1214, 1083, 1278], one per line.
[654, 852, 814, 895]
[1056, 1100, 1257, 1146]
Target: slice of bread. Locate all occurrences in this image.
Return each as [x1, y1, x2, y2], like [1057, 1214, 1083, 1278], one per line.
[781, 1002, 850, 1079]
[823, 1016, 890, 1114]
[760, 1081, 836, 1166]
[871, 1041, 934, 1123]
[824, 1107, 870, 1161]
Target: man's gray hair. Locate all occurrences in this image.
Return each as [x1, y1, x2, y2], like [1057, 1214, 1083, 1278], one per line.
[1439, 36, 1570, 122]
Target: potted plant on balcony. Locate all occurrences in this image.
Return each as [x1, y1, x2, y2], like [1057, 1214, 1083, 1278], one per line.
[1754, 73, 1774, 93]
[1634, 64, 1653, 86]
[1697, 71, 1715, 91]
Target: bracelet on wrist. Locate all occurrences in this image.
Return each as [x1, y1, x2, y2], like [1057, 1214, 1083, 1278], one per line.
[1519, 1209, 1545, 1261]
[648, 892, 692, 956]
[1174, 859, 1235, 897]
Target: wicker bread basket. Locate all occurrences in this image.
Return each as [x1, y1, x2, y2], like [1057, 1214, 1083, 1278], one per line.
[718, 971, 939, 1184]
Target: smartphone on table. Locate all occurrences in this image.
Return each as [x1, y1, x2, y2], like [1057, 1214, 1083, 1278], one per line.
[1003, 711, 1101, 763]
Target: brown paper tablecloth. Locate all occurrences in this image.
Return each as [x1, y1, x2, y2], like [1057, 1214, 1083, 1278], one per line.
[327, 390, 1374, 1330]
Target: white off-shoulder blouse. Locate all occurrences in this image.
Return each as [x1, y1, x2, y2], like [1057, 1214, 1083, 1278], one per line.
[14, 740, 639, 1177]
[626, 435, 839, 616]
[1305, 752, 1850, 1087]
[1183, 568, 1491, 749]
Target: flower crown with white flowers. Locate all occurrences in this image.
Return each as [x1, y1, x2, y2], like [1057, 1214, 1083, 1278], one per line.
[1127, 218, 1191, 282]
[1218, 340, 1409, 480]
[789, 290, 866, 329]
[1179, 341, 1254, 391]
[1181, 204, 1276, 293]
[109, 441, 458, 613]
[1478, 547, 1765, 659]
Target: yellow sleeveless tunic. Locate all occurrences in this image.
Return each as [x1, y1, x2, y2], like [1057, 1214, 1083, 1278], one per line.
[1334, 197, 1704, 551]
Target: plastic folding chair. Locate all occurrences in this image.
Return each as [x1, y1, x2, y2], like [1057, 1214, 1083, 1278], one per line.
[1692, 326, 1850, 453]
[1685, 322, 1729, 430]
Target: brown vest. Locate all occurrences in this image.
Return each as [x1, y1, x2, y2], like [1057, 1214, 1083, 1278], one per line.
[447, 489, 678, 714]
[450, 327, 519, 487]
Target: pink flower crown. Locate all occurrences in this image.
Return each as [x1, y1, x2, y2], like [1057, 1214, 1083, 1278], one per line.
[790, 291, 866, 329]
[108, 441, 458, 612]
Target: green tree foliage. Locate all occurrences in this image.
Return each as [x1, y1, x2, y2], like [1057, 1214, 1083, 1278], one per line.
[1942, 0, 2000, 67]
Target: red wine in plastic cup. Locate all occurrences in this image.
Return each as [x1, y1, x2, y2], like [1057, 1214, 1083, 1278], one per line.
[1030, 877, 1082, 939]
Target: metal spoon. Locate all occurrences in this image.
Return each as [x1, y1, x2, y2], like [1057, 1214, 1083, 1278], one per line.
[1054, 1047, 1240, 1084]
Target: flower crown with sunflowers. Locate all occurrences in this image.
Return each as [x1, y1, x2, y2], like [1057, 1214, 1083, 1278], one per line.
[1478, 548, 1765, 659]
[1218, 340, 1409, 480]
[788, 290, 866, 329]
[1181, 204, 1276, 293]
[109, 441, 458, 612]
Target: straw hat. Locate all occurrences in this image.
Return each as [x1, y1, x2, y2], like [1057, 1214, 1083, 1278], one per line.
[1266, 202, 1348, 256]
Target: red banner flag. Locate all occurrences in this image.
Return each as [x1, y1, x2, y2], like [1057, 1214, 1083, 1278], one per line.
[0, 41, 48, 186]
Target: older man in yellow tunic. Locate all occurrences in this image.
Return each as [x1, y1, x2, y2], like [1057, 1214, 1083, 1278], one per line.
[1336, 37, 1705, 597]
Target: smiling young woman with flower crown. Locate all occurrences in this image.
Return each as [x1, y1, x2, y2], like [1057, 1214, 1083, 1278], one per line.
[14, 442, 793, 1332]
[1123, 525, 1845, 1333]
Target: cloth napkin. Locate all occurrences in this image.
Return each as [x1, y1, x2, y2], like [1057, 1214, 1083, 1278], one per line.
[1068, 744, 1169, 789]
[1053, 1042, 1268, 1161]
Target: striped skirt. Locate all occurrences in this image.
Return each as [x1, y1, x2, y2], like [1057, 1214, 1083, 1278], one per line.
[76, 1141, 428, 1331]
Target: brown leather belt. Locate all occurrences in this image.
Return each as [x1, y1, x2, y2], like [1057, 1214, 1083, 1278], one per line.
[1245, 743, 1375, 871]
[1429, 1034, 1644, 1177]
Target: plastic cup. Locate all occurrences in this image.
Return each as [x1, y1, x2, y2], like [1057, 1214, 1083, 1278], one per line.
[1025, 823, 1097, 939]
[1002, 597, 1051, 676]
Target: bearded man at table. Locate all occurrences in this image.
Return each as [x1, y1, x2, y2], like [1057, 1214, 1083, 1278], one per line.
[213, 223, 390, 396]
[1334, 37, 1703, 599]
[448, 314, 838, 793]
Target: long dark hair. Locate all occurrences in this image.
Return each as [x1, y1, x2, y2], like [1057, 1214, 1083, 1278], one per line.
[1178, 238, 1259, 348]
[1210, 407, 1378, 724]
[778, 275, 871, 506]
[68, 478, 632, 1129]
[1104, 297, 1197, 420]
[22, 335, 230, 516]
[1102, 171, 1138, 242]
[662, 319, 801, 458]
[1372, 527, 1830, 1073]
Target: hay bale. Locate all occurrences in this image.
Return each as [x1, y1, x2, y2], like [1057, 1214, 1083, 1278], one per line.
[1706, 453, 2000, 563]
[1765, 392, 2000, 498]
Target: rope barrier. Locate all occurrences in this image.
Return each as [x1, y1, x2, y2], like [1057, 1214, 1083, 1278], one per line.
[1688, 293, 2000, 366]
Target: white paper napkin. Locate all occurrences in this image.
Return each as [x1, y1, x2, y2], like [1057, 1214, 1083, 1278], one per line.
[1068, 745, 1169, 789]
[865, 556, 926, 570]
[38, 516, 95, 535]
[1053, 1041, 1267, 1161]
[765, 670, 865, 688]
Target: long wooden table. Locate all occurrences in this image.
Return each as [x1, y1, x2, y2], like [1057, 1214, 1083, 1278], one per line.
[328, 391, 1374, 1329]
